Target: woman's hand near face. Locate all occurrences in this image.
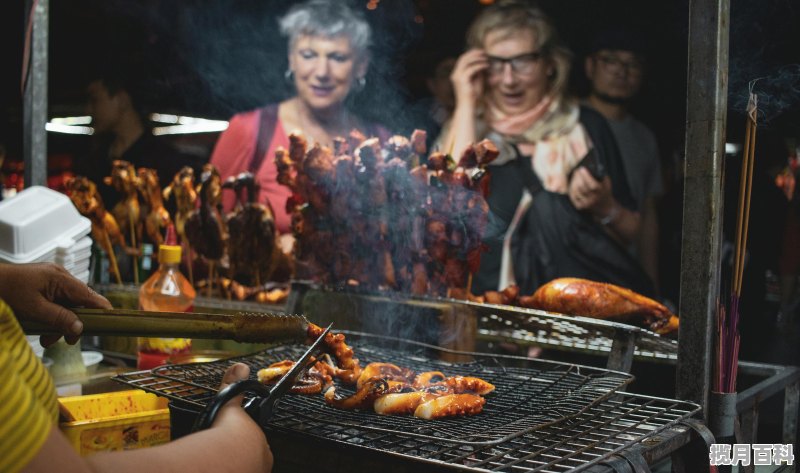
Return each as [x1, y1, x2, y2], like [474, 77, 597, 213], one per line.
[441, 49, 488, 156]
[451, 49, 488, 108]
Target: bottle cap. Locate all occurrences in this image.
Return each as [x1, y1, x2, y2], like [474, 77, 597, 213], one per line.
[165, 224, 178, 246]
[159, 244, 182, 264]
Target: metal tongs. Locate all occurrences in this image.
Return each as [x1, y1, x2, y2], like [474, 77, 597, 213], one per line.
[191, 323, 332, 432]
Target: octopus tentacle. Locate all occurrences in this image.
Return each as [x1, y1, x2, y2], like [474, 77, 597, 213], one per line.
[308, 323, 362, 385]
[442, 376, 495, 395]
[412, 371, 447, 388]
[324, 378, 397, 410]
[357, 362, 415, 389]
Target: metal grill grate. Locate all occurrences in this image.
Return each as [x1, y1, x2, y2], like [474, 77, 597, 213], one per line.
[288, 283, 679, 362]
[117, 332, 632, 445]
[474, 303, 678, 361]
[114, 332, 699, 472]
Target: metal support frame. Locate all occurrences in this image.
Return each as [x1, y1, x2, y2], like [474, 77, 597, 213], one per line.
[676, 0, 730, 419]
[23, 0, 48, 188]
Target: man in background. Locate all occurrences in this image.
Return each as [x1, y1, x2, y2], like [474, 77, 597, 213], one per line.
[75, 61, 201, 209]
[584, 29, 663, 291]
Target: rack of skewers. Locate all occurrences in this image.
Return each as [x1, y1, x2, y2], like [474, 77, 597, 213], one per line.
[62, 128, 505, 306]
[64, 161, 293, 304]
[275, 129, 497, 296]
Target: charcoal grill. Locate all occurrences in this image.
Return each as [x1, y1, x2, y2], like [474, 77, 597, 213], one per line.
[114, 332, 701, 472]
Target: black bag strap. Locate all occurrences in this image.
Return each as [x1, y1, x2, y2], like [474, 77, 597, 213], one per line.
[249, 104, 280, 173]
[509, 145, 545, 196]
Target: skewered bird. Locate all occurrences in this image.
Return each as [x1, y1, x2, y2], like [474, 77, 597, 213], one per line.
[185, 165, 226, 293]
[163, 166, 198, 244]
[224, 172, 290, 285]
[137, 168, 172, 247]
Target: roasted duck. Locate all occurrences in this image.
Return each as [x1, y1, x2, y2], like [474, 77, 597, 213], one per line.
[519, 277, 679, 334]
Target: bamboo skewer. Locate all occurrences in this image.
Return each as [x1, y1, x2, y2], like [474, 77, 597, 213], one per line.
[103, 232, 122, 285]
[129, 214, 139, 284]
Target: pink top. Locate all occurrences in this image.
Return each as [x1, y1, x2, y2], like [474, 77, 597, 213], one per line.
[209, 109, 293, 234]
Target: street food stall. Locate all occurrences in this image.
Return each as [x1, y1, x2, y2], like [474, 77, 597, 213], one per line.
[15, 0, 799, 471]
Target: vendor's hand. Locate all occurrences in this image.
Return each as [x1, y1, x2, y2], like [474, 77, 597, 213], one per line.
[219, 362, 250, 392]
[0, 263, 112, 346]
[451, 48, 488, 107]
[568, 167, 614, 217]
[211, 363, 252, 427]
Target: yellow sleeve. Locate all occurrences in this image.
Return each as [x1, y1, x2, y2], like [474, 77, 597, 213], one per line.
[0, 301, 58, 473]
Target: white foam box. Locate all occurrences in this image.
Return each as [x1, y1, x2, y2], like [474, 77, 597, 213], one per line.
[0, 186, 91, 264]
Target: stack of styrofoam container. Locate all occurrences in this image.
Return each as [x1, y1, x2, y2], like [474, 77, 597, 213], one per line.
[0, 186, 92, 283]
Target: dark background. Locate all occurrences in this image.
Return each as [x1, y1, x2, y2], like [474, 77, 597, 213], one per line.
[2, 0, 800, 322]
[2, 1, 799, 156]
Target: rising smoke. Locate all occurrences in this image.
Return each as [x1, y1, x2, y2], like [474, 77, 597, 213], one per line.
[728, 0, 800, 125]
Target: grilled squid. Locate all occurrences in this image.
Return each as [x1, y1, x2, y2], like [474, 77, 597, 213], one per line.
[324, 378, 401, 410]
[413, 394, 486, 420]
[414, 373, 495, 395]
[308, 323, 362, 384]
[356, 362, 415, 389]
[257, 360, 294, 384]
[257, 357, 335, 395]
[412, 371, 447, 388]
[373, 385, 452, 415]
[442, 376, 495, 395]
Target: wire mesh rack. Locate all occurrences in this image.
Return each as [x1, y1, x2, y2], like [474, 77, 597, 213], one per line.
[474, 303, 679, 361]
[116, 331, 633, 446]
[113, 331, 700, 472]
[287, 282, 679, 364]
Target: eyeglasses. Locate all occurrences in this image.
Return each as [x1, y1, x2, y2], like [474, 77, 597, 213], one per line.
[487, 51, 543, 76]
[595, 54, 644, 75]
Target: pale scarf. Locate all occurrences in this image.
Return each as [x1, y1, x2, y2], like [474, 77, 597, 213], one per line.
[483, 95, 591, 193]
[481, 96, 594, 289]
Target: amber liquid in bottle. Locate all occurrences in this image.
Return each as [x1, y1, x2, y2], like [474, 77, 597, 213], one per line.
[137, 244, 196, 370]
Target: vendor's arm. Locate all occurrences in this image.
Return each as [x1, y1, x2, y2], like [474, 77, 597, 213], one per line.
[568, 167, 641, 245]
[440, 49, 488, 156]
[0, 263, 112, 346]
[23, 363, 273, 473]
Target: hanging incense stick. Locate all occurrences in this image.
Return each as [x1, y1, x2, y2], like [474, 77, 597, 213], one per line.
[718, 86, 758, 393]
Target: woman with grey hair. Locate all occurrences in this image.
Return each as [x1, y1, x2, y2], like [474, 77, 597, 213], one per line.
[210, 0, 388, 235]
[439, 0, 651, 296]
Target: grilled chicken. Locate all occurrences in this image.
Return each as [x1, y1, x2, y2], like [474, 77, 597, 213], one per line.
[185, 164, 226, 262]
[224, 172, 291, 285]
[519, 277, 679, 334]
[163, 166, 197, 245]
[65, 176, 127, 284]
[104, 160, 142, 248]
[137, 168, 172, 247]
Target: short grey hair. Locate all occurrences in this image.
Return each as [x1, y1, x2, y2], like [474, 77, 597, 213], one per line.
[279, 0, 372, 57]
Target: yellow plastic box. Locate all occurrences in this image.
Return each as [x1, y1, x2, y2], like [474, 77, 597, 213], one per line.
[59, 390, 170, 455]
